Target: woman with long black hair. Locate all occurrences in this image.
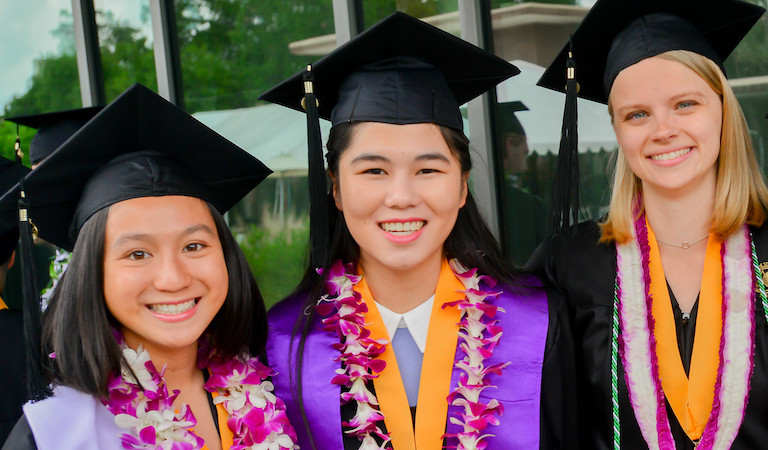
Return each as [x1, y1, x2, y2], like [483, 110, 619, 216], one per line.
[261, 13, 575, 450]
[3, 84, 297, 450]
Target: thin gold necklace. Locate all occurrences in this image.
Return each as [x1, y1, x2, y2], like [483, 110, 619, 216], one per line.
[655, 233, 710, 249]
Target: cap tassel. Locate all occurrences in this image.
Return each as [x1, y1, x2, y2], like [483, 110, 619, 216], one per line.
[19, 183, 51, 401]
[303, 65, 330, 268]
[14, 124, 23, 163]
[552, 37, 580, 236]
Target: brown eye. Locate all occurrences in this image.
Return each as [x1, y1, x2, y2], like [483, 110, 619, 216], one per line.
[129, 250, 148, 260]
[184, 243, 205, 252]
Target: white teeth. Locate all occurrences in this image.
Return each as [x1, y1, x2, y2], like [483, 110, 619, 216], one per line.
[380, 221, 425, 234]
[650, 147, 692, 161]
[149, 298, 197, 315]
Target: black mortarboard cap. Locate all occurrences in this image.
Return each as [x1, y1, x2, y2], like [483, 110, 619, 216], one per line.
[260, 12, 518, 130]
[259, 12, 519, 268]
[5, 107, 103, 165]
[538, 0, 765, 104]
[20, 83, 271, 252]
[0, 157, 30, 263]
[497, 101, 529, 137]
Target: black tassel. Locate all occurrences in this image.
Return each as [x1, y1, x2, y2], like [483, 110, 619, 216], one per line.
[552, 37, 580, 236]
[303, 65, 330, 269]
[19, 182, 51, 401]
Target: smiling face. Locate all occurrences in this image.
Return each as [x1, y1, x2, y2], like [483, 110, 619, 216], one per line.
[333, 122, 467, 275]
[103, 195, 228, 354]
[610, 56, 723, 197]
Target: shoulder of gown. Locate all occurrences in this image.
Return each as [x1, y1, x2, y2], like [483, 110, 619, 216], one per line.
[526, 220, 617, 309]
[2, 415, 36, 450]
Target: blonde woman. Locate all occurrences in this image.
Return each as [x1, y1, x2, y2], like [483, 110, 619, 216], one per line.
[531, 0, 768, 448]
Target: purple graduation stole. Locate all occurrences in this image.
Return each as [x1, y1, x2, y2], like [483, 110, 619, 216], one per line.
[266, 278, 549, 450]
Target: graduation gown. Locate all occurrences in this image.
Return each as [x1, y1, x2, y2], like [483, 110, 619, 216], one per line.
[4, 382, 233, 450]
[528, 221, 768, 449]
[0, 306, 27, 446]
[266, 275, 576, 450]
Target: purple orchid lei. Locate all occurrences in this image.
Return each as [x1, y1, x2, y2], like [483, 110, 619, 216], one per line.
[315, 260, 391, 450]
[315, 259, 507, 450]
[102, 332, 298, 450]
[443, 259, 508, 450]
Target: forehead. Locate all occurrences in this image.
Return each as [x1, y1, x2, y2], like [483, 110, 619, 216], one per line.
[342, 122, 456, 160]
[105, 195, 214, 234]
[610, 56, 716, 105]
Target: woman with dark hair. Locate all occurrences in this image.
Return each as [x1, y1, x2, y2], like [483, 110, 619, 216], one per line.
[260, 13, 575, 450]
[3, 84, 297, 450]
[531, 0, 768, 448]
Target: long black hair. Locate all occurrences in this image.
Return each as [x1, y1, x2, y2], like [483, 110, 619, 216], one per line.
[287, 122, 525, 447]
[42, 200, 267, 397]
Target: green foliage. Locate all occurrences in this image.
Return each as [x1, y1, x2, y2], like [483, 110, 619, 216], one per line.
[238, 222, 309, 310]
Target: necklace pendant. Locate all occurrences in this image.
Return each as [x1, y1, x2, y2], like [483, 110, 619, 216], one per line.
[681, 241, 690, 249]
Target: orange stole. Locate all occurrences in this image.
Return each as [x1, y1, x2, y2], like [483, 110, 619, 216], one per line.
[0, 296, 7, 310]
[356, 259, 464, 450]
[647, 224, 723, 441]
[200, 392, 234, 450]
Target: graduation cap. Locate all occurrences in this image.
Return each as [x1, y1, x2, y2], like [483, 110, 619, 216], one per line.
[21, 83, 271, 252]
[13, 83, 270, 401]
[536, 0, 764, 235]
[259, 11, 519, 267]
[5, 107, 103, 165]
[497, 101, 529, 137]
[0, 157, 30, 264]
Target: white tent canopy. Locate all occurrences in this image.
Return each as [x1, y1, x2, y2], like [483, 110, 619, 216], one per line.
[193, 104, 331, 176]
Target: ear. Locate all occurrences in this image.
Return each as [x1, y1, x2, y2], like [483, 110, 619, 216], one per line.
[459, 173, 469, 208]
[330, 172, 343, 211]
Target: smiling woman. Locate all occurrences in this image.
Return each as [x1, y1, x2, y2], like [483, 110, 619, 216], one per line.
[3, 84, 298, 450]
[259, 12, 576, 450]
[531, 0, 768, 448]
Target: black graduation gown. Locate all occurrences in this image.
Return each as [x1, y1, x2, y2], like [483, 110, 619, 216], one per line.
[528, 221, 768, 449]
[0, 308, 27, 447]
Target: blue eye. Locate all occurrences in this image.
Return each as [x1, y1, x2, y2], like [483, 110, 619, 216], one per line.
[678, 100, 696, 109]
[627, 111, 647, 121]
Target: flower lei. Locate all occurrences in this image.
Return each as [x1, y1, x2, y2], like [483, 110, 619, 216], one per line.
[103, 332, 298, 450]
[314, 259, 507, 450]
[611, 215, 762, 450]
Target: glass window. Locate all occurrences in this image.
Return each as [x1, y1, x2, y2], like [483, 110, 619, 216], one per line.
[489, 0, 616, 263]
[176, 0, 335, 307]
[94, 0, 158, 100]
[0, 1, 80, 163]
[363, 0, 459, 29]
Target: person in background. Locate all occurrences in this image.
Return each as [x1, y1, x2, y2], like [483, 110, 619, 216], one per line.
[495, 101, 550, 264]
[260, 12, 575, 450]
[531, 0, 768, 448]
[0, 156, 31, 445]
[3, 107, 102, 309]
[3, 84, 296, 450]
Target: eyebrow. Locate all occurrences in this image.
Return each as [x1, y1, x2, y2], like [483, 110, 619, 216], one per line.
[112, 224, 215, 248]
[349, 151, 451, 164]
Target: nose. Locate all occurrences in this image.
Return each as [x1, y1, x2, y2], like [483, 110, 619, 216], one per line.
[650, 112, 679, 142]
[383, 173, 420, 209]
[152, 254, 191, 292]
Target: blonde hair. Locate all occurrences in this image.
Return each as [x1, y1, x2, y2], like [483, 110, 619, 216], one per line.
[600, 50, 768, 243]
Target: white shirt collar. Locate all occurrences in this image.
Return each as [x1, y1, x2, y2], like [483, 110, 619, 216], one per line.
[374, 295, 434, 353]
